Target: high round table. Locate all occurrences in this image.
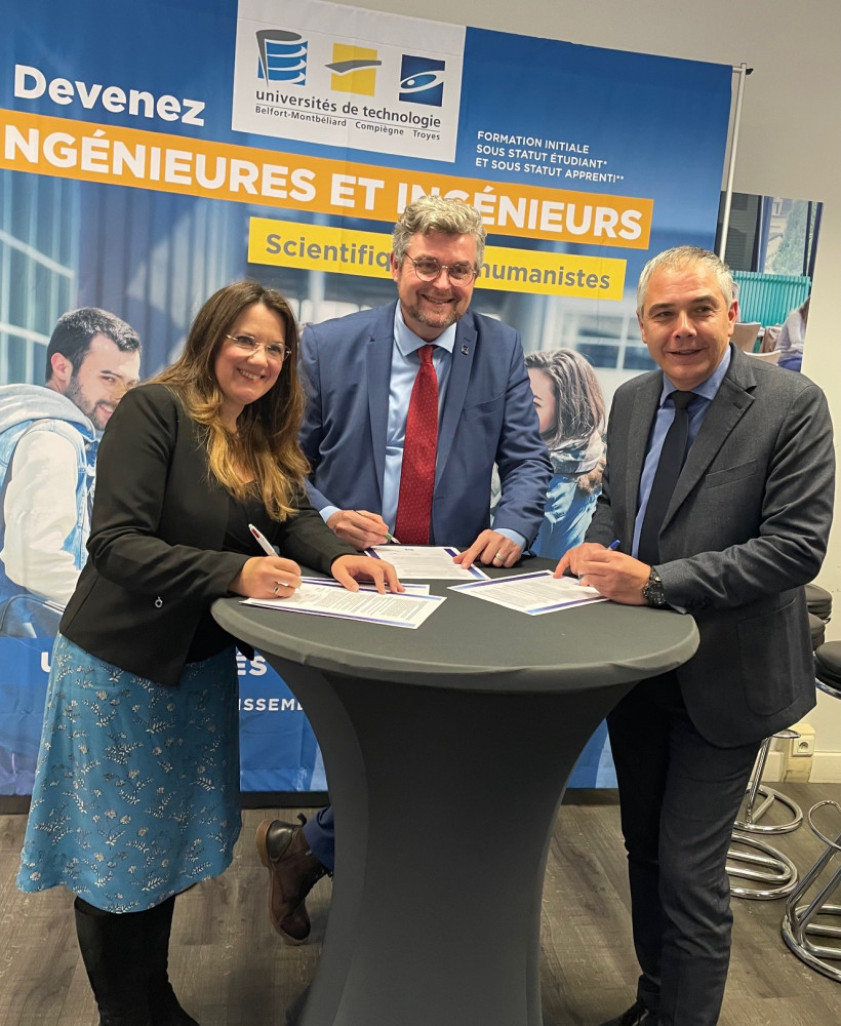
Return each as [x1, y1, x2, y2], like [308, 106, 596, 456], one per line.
[213, 563, 698, 1026]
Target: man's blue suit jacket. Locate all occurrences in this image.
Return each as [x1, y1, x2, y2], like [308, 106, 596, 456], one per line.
[300, 301, 552, 548]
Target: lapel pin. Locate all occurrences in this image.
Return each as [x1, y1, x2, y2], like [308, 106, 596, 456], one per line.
[461, 345, 470, 355]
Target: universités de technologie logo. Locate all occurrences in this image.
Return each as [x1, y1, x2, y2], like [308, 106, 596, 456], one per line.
[231, 9, 465, 161]
[256, 29, 446, 108]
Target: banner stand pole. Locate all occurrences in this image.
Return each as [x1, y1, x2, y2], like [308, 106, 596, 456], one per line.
[719, 62, 751, 262]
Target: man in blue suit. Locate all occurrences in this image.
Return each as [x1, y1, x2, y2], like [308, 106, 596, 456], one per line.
[299, 195, 551, 567]
[256, 195, 551, 943]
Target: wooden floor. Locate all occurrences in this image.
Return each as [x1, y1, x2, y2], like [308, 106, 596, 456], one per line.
[2, 784, 840, 1025]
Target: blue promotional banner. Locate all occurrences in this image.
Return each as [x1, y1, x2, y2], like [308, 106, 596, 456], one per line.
[0, 0, 731, 795]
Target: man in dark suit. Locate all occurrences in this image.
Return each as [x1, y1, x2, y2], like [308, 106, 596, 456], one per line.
[556, 246, 834, 1026]
[256, 195, 551, 943]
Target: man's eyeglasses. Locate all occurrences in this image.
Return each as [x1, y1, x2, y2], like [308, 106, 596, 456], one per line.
[407, 257, 478, 285]
[225, 334, 290, 363]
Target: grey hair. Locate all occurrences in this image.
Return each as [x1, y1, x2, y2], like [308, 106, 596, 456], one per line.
[392, 195, 487, 268]
[636, 246, 735, 313]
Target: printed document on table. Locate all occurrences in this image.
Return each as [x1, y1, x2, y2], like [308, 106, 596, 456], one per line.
[241, 579, 444, 628]
[300, 577, 431, 595]
[449, 570, 607, 615]
[366, 545, 488, 580]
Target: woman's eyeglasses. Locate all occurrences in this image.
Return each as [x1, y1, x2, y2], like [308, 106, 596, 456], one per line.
[225, 335, 290, 363]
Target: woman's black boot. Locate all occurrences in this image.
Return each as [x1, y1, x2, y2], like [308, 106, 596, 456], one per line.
[73, 896, 153, 1026]
[143, 896, 201, 1026]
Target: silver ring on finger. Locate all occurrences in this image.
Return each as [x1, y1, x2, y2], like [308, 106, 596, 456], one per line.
[493, 552, 504, 562]
[273, 583, 280, 595]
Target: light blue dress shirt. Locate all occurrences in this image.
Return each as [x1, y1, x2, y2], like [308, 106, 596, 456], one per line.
[632, 347, 732, 559]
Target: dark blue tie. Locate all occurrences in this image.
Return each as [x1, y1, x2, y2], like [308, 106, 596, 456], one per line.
[638, 391, 694, 565]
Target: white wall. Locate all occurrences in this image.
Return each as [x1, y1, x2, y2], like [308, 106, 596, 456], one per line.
[334, 0, 841, 769]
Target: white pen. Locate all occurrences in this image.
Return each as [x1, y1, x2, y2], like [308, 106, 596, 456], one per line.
[248, 523, 276, 556]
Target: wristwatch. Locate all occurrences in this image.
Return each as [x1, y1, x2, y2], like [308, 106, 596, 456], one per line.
[642, 568, 668, 608]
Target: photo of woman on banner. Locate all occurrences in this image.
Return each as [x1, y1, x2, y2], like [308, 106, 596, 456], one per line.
[17, 281, 399, 1026]
[525, 348, 606, 560]
[526, 347, 612, 788]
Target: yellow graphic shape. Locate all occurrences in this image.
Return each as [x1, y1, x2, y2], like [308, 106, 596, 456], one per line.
[330, 44, 378, 96]
[249, 218, 626, 299]
[250, 218, 392, 279]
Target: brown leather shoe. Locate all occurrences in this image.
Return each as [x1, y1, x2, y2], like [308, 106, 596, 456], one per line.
[255, 818, 327, 944]
[276, 901, 311, 946]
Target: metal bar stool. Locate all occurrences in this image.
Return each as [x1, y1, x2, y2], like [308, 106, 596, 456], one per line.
[726, 599, 832, 901]
[727, 730, 803, 899]
[781, 800, 841, 981]
[735, 730, 803, 835]
[783, 642, 841, 976]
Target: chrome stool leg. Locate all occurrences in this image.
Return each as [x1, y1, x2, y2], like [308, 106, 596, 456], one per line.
[727, 832, 799, 900]
[781, 800, 841, 982]
[735, 731, 803, 834]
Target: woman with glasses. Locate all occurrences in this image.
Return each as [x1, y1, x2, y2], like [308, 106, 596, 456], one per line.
[17, 280, 399, 1026]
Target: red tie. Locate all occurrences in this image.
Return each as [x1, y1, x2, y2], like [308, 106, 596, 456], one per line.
[395, 344, 438, 545]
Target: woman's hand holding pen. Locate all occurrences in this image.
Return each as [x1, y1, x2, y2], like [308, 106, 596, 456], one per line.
[238, 523, 302, 597]
[326, 509, 396, 549]
[229, 556, 303, 599]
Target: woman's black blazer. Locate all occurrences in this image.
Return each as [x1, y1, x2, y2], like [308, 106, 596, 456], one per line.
[61, 384, 353, 685]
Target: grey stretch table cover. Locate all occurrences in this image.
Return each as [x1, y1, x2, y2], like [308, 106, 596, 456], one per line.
[213, 563, 698, 1026]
